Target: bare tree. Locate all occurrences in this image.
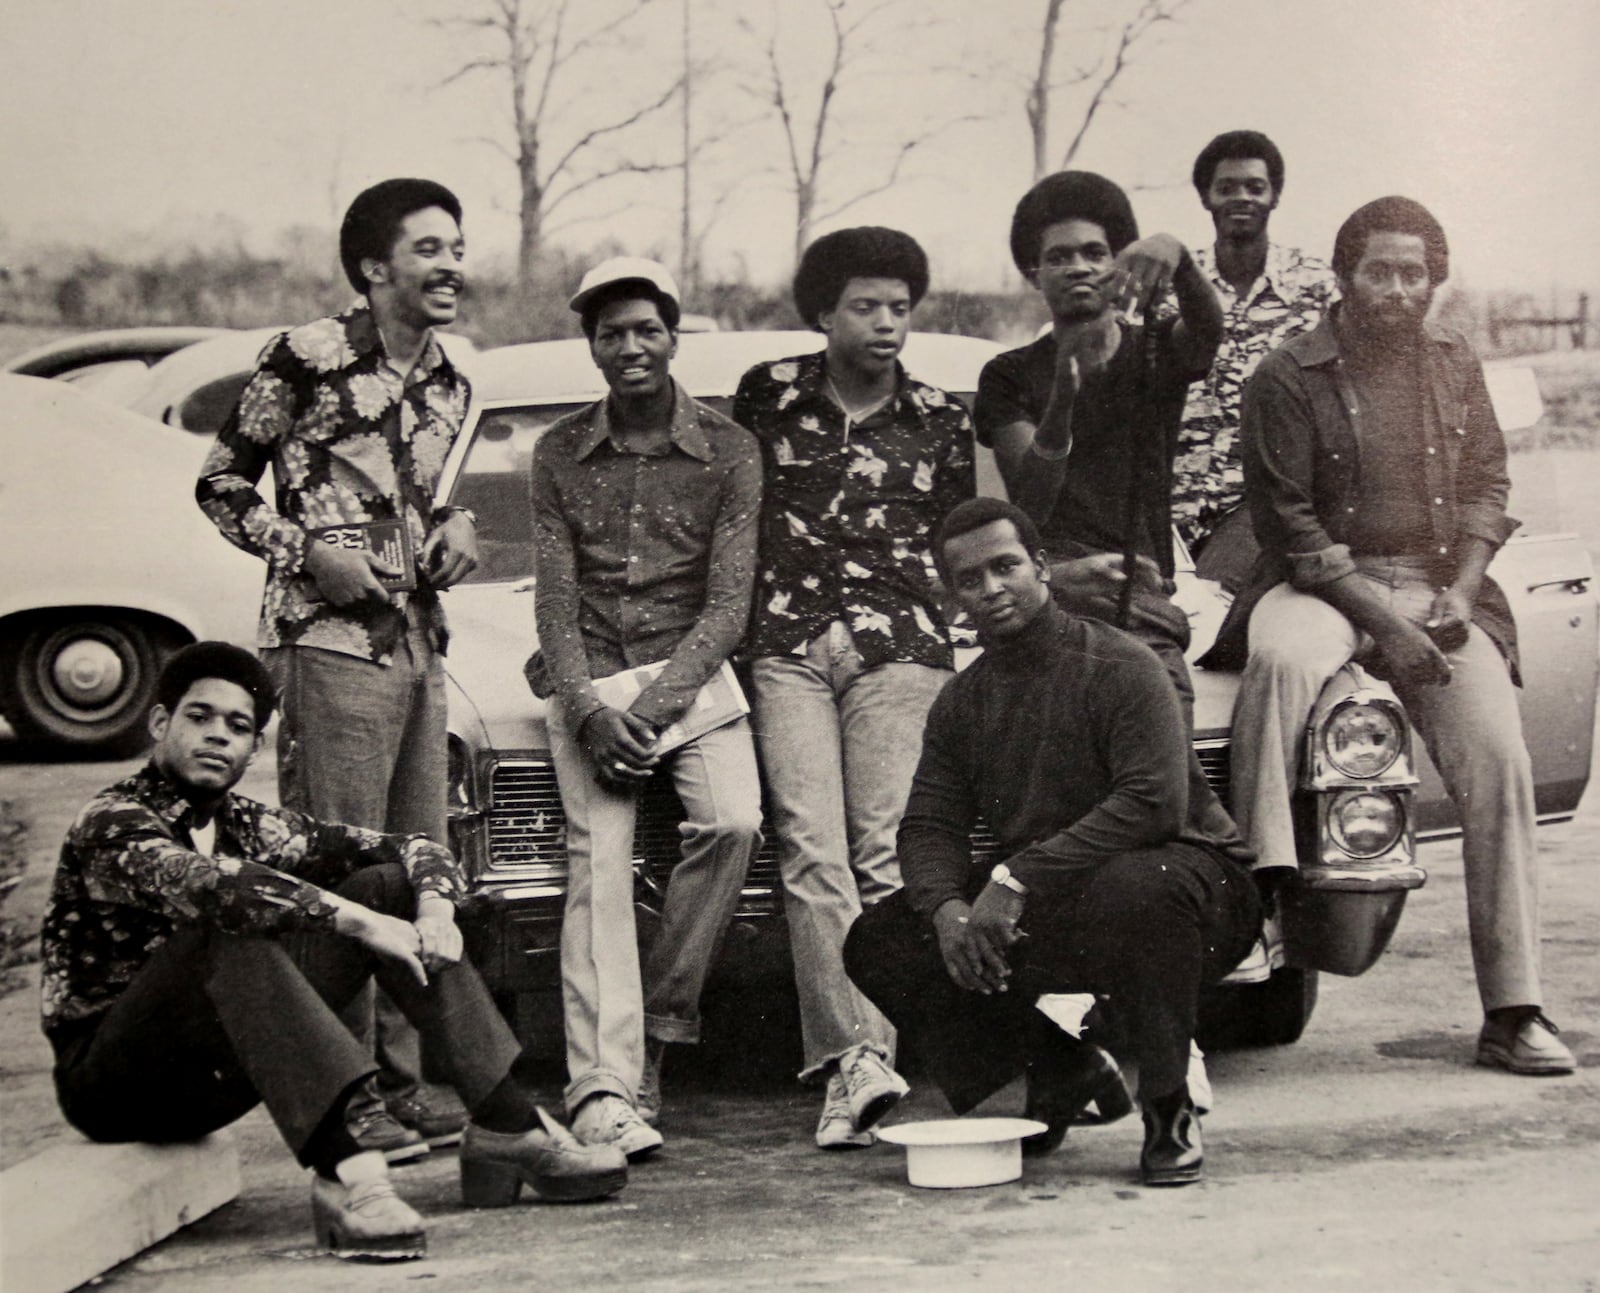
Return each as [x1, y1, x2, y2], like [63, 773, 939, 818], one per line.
[737, 0, 974, 267]
[434, 0, 683, 282]
[1025, 0, 1188, 181]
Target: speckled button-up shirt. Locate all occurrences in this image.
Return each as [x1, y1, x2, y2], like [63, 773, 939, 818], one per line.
[530, 381, 762, 735]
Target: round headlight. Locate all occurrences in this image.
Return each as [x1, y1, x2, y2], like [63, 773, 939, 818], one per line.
[1323, 699, 1404, 779]
[1327, 789, 1405, 859]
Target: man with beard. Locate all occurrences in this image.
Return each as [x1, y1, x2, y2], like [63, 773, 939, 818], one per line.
[1172, 131, 1336, 554]
[198, 178, 479, 1161]
[843, 498, 1259, 1186]
[1228, 196, 1574, 1075]
[42, 643, 625, 1263]
[530, 258, 763, 1159]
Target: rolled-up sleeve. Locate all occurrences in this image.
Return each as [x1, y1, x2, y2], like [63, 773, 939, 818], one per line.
[1241, 357, 1357, 589]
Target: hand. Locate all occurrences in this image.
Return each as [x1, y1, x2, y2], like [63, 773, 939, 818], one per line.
[1048, 553, 1163, 618]
[969, 881, 1026, 954]
[1373, 619, 1453, 690]
[932, 899, 1012, 995]
[580, 707, 661, 787]
[336, 901, 428, 987]
[413, 897, 463, 971]
[422, 511, 479, 589]
[303, 538, 398, 607]
[1425, 587, 1473, 653]
[1109, 233, 1185, 316]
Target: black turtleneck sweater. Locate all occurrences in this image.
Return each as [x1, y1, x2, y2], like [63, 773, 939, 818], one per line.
[897, 600, 1252, 917]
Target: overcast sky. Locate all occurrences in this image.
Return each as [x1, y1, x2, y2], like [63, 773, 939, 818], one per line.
[3, 0, 1596, 299]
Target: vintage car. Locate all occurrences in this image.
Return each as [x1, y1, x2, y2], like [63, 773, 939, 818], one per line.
[2, 326, 229, 394]
[433, 333, 1598, 1050]
[0, 374, 259, 750]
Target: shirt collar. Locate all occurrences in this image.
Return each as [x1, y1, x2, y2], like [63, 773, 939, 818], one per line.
[575, 380, 714, 462]
[802, 350, 927, 427]
[131, 761, 238, 833]
[1197, 240, 1296, 304]
[344, 303, 451, 383]
[1290, 302, 1455, 369]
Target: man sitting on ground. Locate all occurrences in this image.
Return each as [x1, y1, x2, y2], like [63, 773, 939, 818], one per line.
[40, 643, 626, 1264]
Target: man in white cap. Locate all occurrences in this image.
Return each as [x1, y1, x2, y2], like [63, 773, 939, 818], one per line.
[528, 258, 765, 1157]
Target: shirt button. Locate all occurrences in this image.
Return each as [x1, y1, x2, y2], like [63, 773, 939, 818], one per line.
[1346, 507, 1355, 514]
[1434, 497, 1444, 505]
[1331, 453, 1340, 461]
[1427, 447, 1437, 455]
[1439, 546, 1449, 555]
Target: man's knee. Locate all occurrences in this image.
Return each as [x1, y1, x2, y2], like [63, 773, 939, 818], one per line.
[843, 890, 918, 997]
[332, 863, 414, 917]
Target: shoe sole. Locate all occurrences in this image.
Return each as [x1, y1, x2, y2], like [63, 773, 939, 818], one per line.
[529, 1166, 631, 1202]
[420, 1130, 465, 1149]
[816, 1129, 876, 1150]
[850, 1084, 909, 1135]
[378, 1141, 431, 1166]
[1141, 1164, 1203, 1187]
[315, 1222, 426, 1261]
[1476, 1048, 1574, 1076]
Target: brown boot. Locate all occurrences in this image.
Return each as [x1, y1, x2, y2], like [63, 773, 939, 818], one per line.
[459, 1106, 629, 1207]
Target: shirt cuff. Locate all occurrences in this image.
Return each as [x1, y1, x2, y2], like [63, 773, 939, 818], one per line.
[1286, 542, 1356, 589]
[1458, 510, 1520, 552]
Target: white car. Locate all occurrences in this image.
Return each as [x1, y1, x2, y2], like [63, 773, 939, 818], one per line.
[0, 375, 258, 749]
[431, 335, 1595, 1051]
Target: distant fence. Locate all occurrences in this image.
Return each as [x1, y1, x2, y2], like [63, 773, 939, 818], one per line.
[1489, 293, 1589, 353]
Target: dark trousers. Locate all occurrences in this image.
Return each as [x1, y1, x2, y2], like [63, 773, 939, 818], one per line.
[844, 843, 1259, 1109]
[52, 865, 521, 1165]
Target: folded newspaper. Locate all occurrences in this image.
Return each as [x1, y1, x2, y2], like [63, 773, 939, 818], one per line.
[591, 659, 749, 756]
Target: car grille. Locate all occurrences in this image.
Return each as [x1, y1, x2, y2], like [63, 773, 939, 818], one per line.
[1195, 739, 1230, 806]
[481, 756, 1003, 910]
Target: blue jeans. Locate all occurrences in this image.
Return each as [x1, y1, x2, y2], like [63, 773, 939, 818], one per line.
[262, 619, 448, 1099]
[751, 623, 951, 1079]
[1231, 560, 1542, 1010]
[549, 705, 762, 1112]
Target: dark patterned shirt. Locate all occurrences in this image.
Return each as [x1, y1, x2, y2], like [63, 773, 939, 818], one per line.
[1172, 242, 1336, 545]
[40, 763, 465, 1037]
[196, 305, 472, 663]
[531, 382, 762, 735]
[733, 352, 976, 669]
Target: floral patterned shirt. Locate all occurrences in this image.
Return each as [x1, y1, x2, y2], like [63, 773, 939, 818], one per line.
[40, 762, 465, 1038]
[196, 305, 472, 663]
[733, 352, 976, 670]
[1172, 242, 1336, 546]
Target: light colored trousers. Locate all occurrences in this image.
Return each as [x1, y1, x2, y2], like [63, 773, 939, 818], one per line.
[751, 622, 951, 1080]
[1230, 561, 1542, 1010]
[263, 623, 448, 1099]
[549, 704, 762, 1112]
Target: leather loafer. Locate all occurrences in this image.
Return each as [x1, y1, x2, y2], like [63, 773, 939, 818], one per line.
[1140, 1088, 1202, 1187]
[311, 1152, 426, 1261]
[1477, 1011, 1575, 1075]
[1023, 1037, 1132, 1157]
[460, 1107, 629, 1207]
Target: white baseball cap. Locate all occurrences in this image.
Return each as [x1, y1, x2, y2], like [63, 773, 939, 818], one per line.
[568, 256, 681, 316]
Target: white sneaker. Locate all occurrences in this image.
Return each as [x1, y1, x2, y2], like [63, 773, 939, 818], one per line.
[838, 1043, 910, 1133]
[815, 1072, 875, 1149]
[571, 1093, 663, 1160]
[1187, 1040, 1213, 1116]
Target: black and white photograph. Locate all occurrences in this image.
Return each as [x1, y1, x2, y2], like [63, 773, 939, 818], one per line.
[1, 1, 1595, 1289]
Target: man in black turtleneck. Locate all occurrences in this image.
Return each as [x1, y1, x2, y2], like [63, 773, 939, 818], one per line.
[843, 498, 1259, 1187]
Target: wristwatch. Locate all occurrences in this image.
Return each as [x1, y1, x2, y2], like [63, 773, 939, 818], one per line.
[990, 863, 1028, 896]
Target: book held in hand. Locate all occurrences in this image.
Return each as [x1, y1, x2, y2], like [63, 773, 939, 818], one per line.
[591, 659, 749, 756]
[309, 520, 417, 592]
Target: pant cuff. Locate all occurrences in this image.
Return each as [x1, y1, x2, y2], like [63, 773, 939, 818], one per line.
[564, 1071, 631, 1116]
[796, 1039, 887, 1085]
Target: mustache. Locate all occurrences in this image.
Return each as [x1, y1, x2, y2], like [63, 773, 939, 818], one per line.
[425, 270, 465, 292]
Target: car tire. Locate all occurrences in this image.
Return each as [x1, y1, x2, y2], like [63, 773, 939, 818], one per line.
[5, 613, 182, 754]
[1196, 967, 1321, 1051]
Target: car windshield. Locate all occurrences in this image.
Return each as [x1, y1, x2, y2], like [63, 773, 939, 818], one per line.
[445, 396, 737, 584]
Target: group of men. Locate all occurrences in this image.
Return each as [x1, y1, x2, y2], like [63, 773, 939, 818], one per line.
[38, 129, 1573, 1263]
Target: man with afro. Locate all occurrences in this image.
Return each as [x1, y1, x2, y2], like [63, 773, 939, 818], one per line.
[197, 178, 479, 1159]
[732, 226, 975, 1148]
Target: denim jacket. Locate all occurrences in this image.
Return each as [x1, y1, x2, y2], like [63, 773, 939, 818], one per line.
[1201, 307, 1520, 680]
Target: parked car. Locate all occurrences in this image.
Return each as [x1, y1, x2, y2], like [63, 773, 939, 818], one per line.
[2, 326, 229, 395]
[0, 375, 259, 750]
[115, 325, 477, 438]
[433, 334, 1597, 1050]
